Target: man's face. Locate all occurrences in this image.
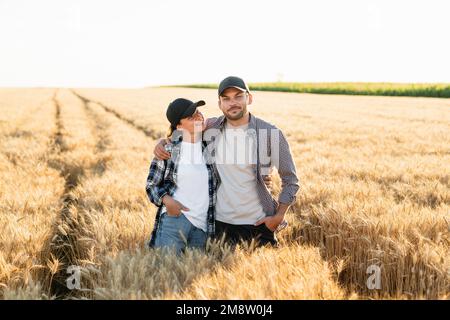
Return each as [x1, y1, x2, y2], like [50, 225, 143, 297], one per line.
[218, 87, 252, 120]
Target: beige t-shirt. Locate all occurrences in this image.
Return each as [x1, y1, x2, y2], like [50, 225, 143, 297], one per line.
[215, 122, 266, 225]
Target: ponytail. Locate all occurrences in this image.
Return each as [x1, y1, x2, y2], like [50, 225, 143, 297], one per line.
[167, 124, 176, 138]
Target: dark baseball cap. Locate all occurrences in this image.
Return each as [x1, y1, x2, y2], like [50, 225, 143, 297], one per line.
[166, 98, 205, 128]
[218, 76, 250, 96]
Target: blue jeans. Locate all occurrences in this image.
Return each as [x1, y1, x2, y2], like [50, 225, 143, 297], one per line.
[153, 213, 207, 255]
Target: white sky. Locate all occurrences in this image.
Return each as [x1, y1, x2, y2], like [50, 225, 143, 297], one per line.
[0, 0, 449, 87]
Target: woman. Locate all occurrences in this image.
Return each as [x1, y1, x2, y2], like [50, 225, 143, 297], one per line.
[145, 98, 220, 254]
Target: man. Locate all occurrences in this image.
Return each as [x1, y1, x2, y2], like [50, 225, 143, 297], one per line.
[154, 76, 299, 247]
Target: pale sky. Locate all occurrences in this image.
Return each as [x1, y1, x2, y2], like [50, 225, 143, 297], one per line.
[0, 0, 449, 87]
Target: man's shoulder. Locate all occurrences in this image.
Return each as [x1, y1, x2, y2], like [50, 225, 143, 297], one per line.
[252, 114, 278, 131]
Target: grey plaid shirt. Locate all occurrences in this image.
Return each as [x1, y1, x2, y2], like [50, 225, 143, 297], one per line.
[203, 113, 300, 216]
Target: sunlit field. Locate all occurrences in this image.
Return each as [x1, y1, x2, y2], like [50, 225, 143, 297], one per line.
[180, 82, 450, 98]
[0, 87, 449, 299]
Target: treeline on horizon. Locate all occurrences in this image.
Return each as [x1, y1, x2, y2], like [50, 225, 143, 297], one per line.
[169, 82, 450, 98]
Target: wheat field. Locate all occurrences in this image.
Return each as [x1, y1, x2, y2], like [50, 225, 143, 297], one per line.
[0, 87, 449, 300]
[178, 82, 450, 98]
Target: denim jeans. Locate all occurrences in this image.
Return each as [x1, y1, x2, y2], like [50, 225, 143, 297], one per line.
[153, 213, 207, 255]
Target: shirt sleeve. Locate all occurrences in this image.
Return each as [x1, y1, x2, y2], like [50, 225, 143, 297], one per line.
[145, 158, 168, 207]
[271, 129, 300, 205]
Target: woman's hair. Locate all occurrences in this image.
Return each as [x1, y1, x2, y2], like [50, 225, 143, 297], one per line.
[167, 124, 177, 138]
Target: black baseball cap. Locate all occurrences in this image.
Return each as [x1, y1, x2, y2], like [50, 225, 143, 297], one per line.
[166, 98, 205, 128]
[218, 76, 250, 96]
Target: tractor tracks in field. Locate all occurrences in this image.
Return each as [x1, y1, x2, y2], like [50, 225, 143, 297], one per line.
[41, 88, 158, 298]
[70, 90, 161, 140]
[42, 90, 83, 298]
[75, 91, 112, 176]
[40, 89, 113, 299]
[42, 89, 163, 299]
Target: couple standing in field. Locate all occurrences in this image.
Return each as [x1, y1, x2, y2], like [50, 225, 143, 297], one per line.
[145, 76, 299, 254]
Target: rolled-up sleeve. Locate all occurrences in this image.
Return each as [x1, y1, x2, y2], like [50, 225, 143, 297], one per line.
[272, 129, 300, 205]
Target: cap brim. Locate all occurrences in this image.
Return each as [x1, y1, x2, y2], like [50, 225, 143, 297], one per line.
[219, 86, 247, 96]
[180, 100, 205, 118]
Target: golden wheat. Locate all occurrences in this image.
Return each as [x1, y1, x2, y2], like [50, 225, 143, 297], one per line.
[0, 89, 64, 296]
[1, 87, 449, 299]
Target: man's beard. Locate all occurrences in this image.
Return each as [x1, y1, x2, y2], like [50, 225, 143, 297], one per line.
[224, 105, 246, 120]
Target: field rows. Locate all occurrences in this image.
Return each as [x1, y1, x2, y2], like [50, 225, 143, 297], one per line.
[0, 89, 64, 296]
[74, 88, 450, 299]
[1, 88, 156, 298]
[0, 88, 449, 299]
[1, 89, 345, 299]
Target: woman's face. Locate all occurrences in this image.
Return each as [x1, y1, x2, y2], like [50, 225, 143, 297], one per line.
[177, 109, 205, 134]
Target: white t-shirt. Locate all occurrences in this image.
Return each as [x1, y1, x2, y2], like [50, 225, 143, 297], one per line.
[215, 122, 266, 225]
[171, 140, 209, 232]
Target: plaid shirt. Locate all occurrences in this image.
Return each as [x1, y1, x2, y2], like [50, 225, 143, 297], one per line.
[204, 113, 300, 216]
[146, 132, 220, 248]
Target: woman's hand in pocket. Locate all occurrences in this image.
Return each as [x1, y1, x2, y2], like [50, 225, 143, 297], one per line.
[162, 195, 189, 217]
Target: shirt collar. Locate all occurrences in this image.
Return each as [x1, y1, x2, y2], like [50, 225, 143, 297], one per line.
[170, 130, 183, 145]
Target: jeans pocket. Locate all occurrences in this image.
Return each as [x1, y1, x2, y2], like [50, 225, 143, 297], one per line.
[165, 212, 182, 218]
